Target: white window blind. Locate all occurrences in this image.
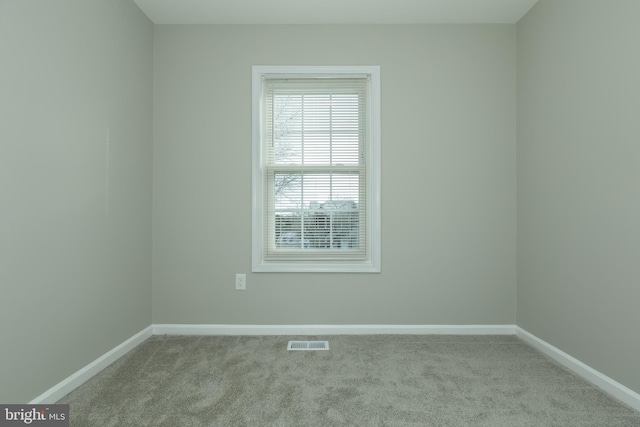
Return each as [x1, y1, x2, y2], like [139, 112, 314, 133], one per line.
[264, 77, 367, 261]
[252, 66, 380, 272]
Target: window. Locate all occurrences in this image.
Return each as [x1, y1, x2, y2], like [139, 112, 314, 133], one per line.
[252, 66, 380, 272]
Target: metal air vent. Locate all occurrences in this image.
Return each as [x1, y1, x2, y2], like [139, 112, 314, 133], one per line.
[287, 340, 330, 351]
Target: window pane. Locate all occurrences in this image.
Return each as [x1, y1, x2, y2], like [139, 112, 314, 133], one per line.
[273, 172, 360, 249]
[274, 173, 302, 210]
[272, 93, 361, 166]
[273, 95, 302, 165]
[275, 214, 305, 248]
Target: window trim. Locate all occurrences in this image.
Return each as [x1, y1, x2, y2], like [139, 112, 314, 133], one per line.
[252, 66, 381, 273]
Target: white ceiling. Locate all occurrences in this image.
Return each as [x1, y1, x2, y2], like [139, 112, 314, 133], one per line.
[134, 0, 539, 25]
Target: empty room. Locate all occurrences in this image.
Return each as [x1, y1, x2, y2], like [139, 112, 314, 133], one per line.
[1, 0, 639, 425]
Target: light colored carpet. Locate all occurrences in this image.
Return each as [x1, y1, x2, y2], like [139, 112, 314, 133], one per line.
[58, 335, 640, 426]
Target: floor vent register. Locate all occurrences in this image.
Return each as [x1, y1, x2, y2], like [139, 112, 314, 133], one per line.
[287, 340, 330, 351]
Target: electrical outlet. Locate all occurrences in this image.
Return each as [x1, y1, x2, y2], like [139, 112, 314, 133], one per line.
[235, 273, 246, 290]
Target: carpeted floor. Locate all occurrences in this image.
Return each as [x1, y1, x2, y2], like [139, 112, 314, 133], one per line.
[58, 335, 640, 426]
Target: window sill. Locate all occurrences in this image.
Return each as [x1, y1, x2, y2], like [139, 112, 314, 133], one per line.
[252, 260, 380, 273]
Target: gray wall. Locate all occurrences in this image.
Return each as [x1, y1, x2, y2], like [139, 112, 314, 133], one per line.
[517, 0, 640, 393]
[153, 25, 516, 325]
[0, 0, 153, 402]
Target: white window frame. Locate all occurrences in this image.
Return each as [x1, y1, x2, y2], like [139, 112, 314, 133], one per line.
[252, 65, 381, 273]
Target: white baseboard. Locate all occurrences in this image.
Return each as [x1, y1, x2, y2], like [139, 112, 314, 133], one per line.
[29, 326, 153, 404]
[152, 324, 516, 336]
[516, 327, 640, 412]
[30, 323, 640, 414]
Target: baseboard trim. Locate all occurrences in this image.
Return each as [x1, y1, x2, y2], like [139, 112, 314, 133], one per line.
[30, 323, 640, 413]
[516, 327, 640, 412]
[152, 324, 517, 336]
[29, 326, 153, 404]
